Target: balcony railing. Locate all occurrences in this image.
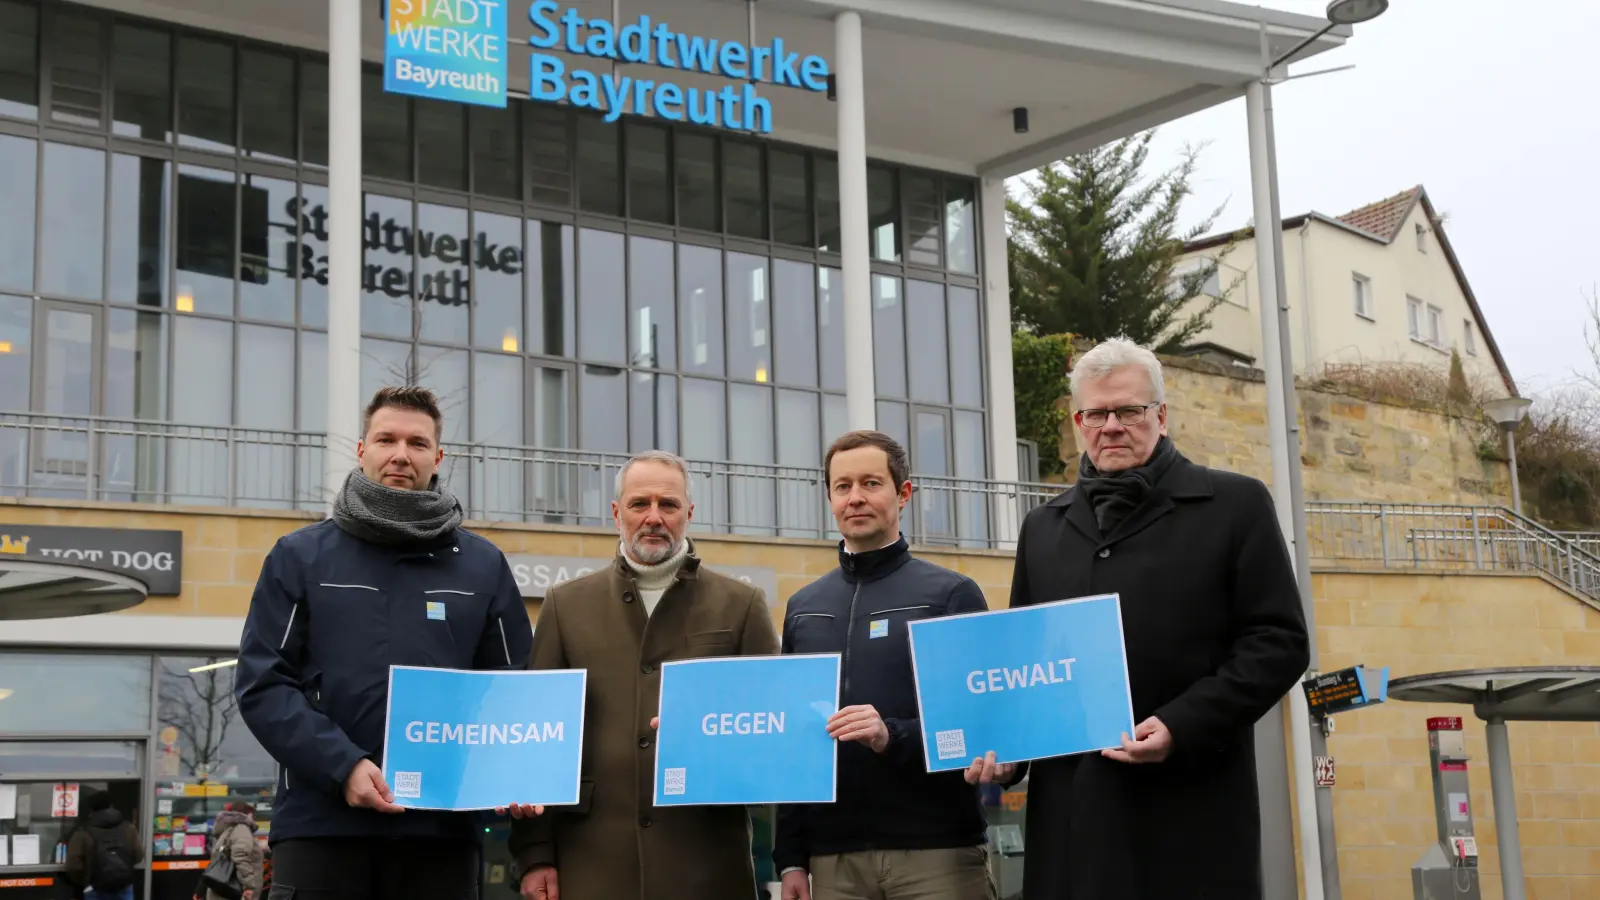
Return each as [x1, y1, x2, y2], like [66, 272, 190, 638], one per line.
[1306, 502, 1600, 602]
[0, 412, 1061, 549]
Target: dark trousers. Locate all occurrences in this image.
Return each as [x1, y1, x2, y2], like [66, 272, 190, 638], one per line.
[267, 837, 479, 900]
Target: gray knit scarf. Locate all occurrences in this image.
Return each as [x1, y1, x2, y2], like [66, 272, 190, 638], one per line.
[331, 468, 463, 546]
[1076, 436, 1180, 535]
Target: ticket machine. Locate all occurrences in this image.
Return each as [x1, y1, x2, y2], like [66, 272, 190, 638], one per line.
[1411, 716, 1481, 899]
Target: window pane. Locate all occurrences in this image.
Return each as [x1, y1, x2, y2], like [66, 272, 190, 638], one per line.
[473, 352, 522, 445]
[473, 211, 523, 351]
[0, 0, 38, 119]
[417, 202, 470, 345]
[907, 280, 949, 404]
[872, 275, 906, 398]
[0, 294, 31, 414]
[679, 245, 723, 376]
[157, 656, 278, 783]
[682, 377, 725, 461]
[954, 410, 986, 478]
[945, 179, 977, 274]
[298, 184, 329, 327]
[362, 194, 412, 338]
[301, 59, 328, 167]
[177, 37, 234, 151]
[868, 165, 900, 262]
[823, 394, 846, 456]
[578, 228, 625, 364]
[175, 166, 237, 316]
[41, 143, 105, 301]
[108, 155, 170, 308]
[241, 49, 296, 162]
[526, 220, 573, 357]
[471, 104, 521, 199]
[914, 410, 953, 540]
[771, 149, 812, 247]
[580, 364, 626, 452]
[104, 308, 169, 421]
[773, 260, 817, 387]
[676, 132, 718, 232]
[905, 173, 942, 268]
[363, 70, 411, 181]
[0, 134, 36, 292]
[48, 10, 104, 128]
[416, 99, 466, 191]
[818, 267, 844, 392]
[725, 141, 766, 240]
[360, 337, 412, 407]
[173, 316, 232, 426]
[239, 175, 297, 323]
[576, 116, 621, 216]
[626, 122, 671, 224]
[0, 654, 152, 734]
[816, 157, 840, 253]
[530, 363, 570, 449]
[776, 390, 819, 467]
[527, 104, 571, 207]
[299, 330, 326, 431]
[238, 325, 294, 428]
[417, 345, 468, 444]
[729, 384, 775, 534]
[876, 400, 908, 450]
[631, 371, 677, 454]
[111, 25, 170, 140]
[948, 287, 983, 407]
[728, 254, 771, 383]
[628, 236, 675, 370]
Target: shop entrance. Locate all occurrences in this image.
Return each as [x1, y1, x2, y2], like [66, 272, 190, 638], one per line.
[0, 738, 147, 899]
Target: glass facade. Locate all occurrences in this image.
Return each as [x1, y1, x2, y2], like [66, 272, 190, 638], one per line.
[0, 0, 990, 534]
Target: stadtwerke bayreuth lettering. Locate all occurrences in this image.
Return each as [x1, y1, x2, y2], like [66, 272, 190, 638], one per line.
[526, 0, 830, 134]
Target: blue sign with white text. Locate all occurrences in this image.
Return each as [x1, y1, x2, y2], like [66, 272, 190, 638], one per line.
[654, 654, 840, 806]
[382, 665, 586, 811]
[908, 594, 1136, 773]
[385, 0, 509, 108]
[526, 0, 830, 133]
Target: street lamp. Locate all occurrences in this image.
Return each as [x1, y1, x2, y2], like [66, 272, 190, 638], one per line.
[1249, 3, 1390, 900]
[1483, 396, 1534, 514]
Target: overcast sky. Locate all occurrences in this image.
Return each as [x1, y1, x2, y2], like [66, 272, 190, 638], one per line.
[1142, 0, 1599, 398]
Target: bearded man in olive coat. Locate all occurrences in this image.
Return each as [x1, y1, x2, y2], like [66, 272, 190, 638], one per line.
[975, 337, 1310, 900]
[505, 450, 781, 900]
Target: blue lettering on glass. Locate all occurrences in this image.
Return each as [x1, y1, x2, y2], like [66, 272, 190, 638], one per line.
[525, 0, 829, 134]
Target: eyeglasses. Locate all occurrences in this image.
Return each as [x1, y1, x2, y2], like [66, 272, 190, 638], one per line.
[1075, 402, 1160, 428]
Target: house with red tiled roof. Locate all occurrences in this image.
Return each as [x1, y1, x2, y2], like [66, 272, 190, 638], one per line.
[1173, 185, 1516, 395]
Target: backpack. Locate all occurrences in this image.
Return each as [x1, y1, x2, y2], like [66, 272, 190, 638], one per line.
[87, 823, 135, 891]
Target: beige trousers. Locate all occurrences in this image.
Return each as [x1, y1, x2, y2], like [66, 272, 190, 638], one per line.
[810, 846, 998, 900]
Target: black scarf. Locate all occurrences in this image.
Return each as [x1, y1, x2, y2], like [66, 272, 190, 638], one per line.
[1075, 436, 1180, 535]
[331, 468, 463, 547]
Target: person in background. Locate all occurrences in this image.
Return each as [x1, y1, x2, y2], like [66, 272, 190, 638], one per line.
[66, 791, 141, 900]
[205, 802, 263, 900]
[775, 431, 996, 900]
[235, 386, 533, 900]
[502, 450, 781, 900]
[972, 337, 1310, 899]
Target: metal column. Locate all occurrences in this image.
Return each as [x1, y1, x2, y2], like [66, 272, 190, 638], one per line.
[833, 11, 874, 432]
[326, 0, 364, 509]
[1485, 718, 1526, 900]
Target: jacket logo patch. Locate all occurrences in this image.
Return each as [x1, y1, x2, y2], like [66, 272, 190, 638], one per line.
[426, 601, 446, 621]
[869, 619, 888, 639]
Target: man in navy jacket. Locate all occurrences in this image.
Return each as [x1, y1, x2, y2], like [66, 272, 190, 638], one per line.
[776, 430, 997, 900]
[235, 386, 532, 900]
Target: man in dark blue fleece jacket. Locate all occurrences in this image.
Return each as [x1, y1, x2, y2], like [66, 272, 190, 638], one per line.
[775, 430, 998, 900]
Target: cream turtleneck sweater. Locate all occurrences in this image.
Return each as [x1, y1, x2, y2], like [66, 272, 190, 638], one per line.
[621, 538, 691, 616]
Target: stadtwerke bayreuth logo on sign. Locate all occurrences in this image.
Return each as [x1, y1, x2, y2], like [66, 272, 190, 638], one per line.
[527, 0, 830, 134]
[384, 0, 509, 107]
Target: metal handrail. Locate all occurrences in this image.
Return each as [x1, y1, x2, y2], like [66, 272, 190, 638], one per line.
[0, 411, 1062, 549]
[1305, 502, 1600, 601]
